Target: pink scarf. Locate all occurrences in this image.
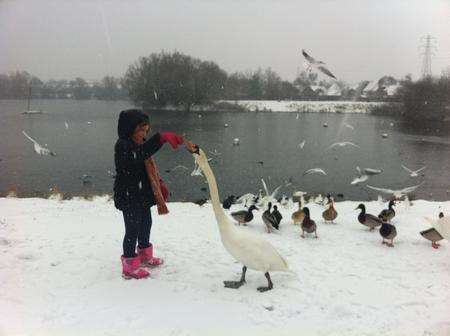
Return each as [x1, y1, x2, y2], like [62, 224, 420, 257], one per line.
[144, 157, 169, 215]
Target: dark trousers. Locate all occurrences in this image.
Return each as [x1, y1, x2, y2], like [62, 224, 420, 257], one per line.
[122, 206, 152, 258]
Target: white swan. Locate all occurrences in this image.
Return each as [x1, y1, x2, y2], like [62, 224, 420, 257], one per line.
[194, 149, 290, 292]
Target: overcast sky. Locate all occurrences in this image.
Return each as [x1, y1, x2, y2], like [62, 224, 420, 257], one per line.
[1, 0, 449, 83]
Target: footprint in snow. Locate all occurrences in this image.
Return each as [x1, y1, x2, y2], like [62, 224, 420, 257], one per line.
[16, 252, 36, 261]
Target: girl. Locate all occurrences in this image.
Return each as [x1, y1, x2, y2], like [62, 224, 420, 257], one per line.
[114, 109, 196, 279]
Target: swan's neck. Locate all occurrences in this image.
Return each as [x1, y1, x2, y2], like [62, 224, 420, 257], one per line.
[197, 158, 231, 233]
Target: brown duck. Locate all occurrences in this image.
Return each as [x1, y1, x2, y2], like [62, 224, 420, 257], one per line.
[291, 201, 305, 225]
[301, 207, 318, 238]
[355, 204, 383, 231]
[420, 212, 445, 249]
[322, 194, 338, 223]
[378, 200, 396, 222]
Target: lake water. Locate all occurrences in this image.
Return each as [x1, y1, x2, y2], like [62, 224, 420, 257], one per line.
[1, 99, 449, 202]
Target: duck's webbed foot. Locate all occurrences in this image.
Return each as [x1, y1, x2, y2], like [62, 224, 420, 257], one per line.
[257, 272, 273, 292]
[224, 266, 247, 289]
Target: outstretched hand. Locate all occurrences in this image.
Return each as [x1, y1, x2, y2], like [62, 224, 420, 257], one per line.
[160, 132, 184, 149]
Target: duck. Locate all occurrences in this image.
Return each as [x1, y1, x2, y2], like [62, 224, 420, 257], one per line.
[231, 205, 258, 226]
[421, 212, 445, 249]
[291, 201, 305, 225]
[322, 194, 338, 223]
[194, 198, 208, 206]
[355, 204, 383, 231]
[262, 202, 277, 233]
[378, 200, 396, 222]
[301, 207, 318, 238]
[222, 195, 236, 210]
[271, 205, 283, 230]
[379, 221, 397, 247]
[193, 148, 290, 292]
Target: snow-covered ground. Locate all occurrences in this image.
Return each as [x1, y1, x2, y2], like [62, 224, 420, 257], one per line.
[1, 196, 450, 336]
[223, 100, 389, 114]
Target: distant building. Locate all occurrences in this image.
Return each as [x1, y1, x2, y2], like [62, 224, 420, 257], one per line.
[326, 83, 342, 97]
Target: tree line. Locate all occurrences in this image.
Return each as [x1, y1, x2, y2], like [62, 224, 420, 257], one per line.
[1, 51, 448, 120]
[0, 72, 127, 100]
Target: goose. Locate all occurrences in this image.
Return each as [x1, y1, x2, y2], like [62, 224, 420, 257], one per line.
[271, 205, 283, 229]
[420, 213, 445, 249]
[379, 221, 397, 247]
[301, 207, 318, 238]
[291, 201, 305, 226]
[231, 205, 258, 225]
[378, 200, 396, 222]
[262, 202, 277, 233]
[355, 204, 383, 231]
[193, 148, 290, 292]
[322, 195, 338, 223]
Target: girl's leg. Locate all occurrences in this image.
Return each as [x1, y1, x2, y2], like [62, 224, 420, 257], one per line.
[137, 206, 152, 249]
[122, 210, 139, 258]
[137, 207, 163, 265]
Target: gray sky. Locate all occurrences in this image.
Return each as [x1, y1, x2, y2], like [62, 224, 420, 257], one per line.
[1, 0, 449, 83]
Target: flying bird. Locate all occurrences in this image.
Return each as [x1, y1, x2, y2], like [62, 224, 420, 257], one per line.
[401, 164, 426, 177]
[351, 167, 369, 185]
[298, 140, 306, 149]
[364, 168, 383, 175]
[327, 141, 360, 150]
[344, 122, 354, 130]
[301, 49, 337, 80]
[22, 131, 56, 156]
[303, 168, 327, 176]
[366, 183, 424, 199]
[64, 122, 69, 129]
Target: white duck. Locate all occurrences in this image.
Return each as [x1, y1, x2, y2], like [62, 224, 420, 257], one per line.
[194, 148, 290, 292]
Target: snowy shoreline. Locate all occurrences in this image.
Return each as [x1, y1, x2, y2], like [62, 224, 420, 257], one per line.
[1, 197, 450, 336]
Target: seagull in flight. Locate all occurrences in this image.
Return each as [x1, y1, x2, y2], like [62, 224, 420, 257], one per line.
[22, 131, 56, 156]
[344, 122, 354, 130]
[298, 140, 306, 149]
[327, 141, 360, 150]
[301, 49, 337, 80]
[303, 168, 327, 176]
[366, 183, 424, 199]
[401, 164, 426, 177]
[351, 166, 369, 185]
[209, 149, 221, 156]
[364, 168, 383, 175]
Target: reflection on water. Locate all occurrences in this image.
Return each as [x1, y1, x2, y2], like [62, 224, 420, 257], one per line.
[0, 100, 449, 201]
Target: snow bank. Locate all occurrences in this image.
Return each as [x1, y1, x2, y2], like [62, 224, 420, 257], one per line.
[224, 100, 389, 114]
[1, 197, 450, 336]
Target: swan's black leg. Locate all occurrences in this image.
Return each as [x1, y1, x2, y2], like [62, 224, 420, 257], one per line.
[224, 266, 247, 289]
[257, 272, 273, 292]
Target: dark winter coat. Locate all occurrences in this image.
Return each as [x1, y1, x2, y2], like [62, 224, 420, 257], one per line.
[113, 109, 163, 211]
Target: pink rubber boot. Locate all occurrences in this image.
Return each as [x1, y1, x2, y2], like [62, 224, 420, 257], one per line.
[121, 256, 150, 279]
[138, 244, 164, 267]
